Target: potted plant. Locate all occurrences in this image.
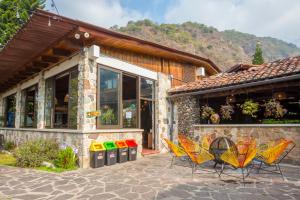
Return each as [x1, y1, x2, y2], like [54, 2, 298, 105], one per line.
[264, 99, 287, 119]
[220, 104, 234, 121]
[240, 100, 259, 121]
[210, 113, 220, 124]
[200, 105, 215, 124]
[101, 108, 116, 125]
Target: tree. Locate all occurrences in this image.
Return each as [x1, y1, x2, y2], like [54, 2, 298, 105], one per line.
[252, 42, 264, 64]
[0, 0, 45, 48]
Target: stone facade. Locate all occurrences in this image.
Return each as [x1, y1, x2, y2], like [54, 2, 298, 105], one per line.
[193, 124, 300, 165]
[172, 96, 200, 136]
[155, 73, 172, 152]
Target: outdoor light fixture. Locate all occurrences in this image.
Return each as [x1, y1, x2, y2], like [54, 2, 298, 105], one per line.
[48, 17, 51, 27]
[273, 92, 287, 100]
[74, 33, 81, 40]
[226, 95, 236, 103]
[84, 32, 90, 38]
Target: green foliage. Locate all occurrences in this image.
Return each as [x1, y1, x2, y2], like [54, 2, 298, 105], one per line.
[220, 104, 234, 120]
[0, 0, 45, 48]
[4, 140, 15, 151]
[13, 139, 59, 168]
[262, 119, 300, 124]
[54, 147, 77, 169]
[101, 108, 117, 124]
[264, 99, 287, 118]
[201, 105, 215, 120]
[240, 100, 259, 118]
[252, 42, 264, 64]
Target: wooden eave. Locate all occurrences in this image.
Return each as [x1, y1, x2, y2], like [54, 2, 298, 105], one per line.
[0, 9, 220, 93]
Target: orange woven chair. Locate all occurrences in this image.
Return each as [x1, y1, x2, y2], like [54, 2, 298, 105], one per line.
[178, 135, 215, 175]
[254, 138, 295, 179]
[219, 138, 257, 182]
[162, 138, 188, 168]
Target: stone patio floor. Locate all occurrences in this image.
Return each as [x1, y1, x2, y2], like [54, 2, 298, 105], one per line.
[0, 154, 299, 200]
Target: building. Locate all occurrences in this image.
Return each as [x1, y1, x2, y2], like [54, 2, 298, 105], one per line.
[168, 56, 300, 164]
[0, 10, 220, 168]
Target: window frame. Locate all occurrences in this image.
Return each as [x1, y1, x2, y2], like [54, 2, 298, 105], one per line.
[44, 66, 78, 129]
[97, 64, 155, 129]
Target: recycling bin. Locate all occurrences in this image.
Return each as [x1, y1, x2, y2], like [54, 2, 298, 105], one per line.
[125, 139, 138, 161]
[0, 134, 4, 150]
[90, 141, 106, 168]
[103, 141, 118, 166]
[115, 140, 128, 163]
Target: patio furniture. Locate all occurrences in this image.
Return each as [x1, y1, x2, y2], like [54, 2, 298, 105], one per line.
[254, 138, 295, 179]
[178, 136, 215, 175]
[209, 137, 237, 167]
[201, 133, 216, 151]
[218, 138, 257, 182]
[162, 138, 188, 168]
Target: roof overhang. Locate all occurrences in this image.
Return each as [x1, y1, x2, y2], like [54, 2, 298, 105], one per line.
[0, 9, 220, 93]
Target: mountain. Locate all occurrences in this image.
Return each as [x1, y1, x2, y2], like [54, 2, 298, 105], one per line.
[111, 20, 300, 71]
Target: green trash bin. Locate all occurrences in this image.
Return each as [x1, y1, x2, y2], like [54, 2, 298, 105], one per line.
[90, 141, 106, 168]
[103, 141, 118, 166]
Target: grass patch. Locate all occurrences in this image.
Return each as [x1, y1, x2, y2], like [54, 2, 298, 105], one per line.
[0, 152, 16, 166]
[36, 166, 78, 173]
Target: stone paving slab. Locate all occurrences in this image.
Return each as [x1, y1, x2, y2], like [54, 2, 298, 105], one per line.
[0, 154, 299, 200]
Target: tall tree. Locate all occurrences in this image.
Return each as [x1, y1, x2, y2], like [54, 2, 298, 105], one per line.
[0, 0, 45, 48]
[252, 42, 264, 64]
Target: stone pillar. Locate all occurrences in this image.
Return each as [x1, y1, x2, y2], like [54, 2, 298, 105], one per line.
[78, 48, 98, 131]
[14, 84, 22, 128]
[37, 72, 45, 129]
[155, 73, 172, 151]
[174, 96, 200, 136]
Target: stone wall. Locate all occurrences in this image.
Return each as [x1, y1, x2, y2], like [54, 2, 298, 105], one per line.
[0, 128, 143, 168]
[172, 96, 200, 136]
[193, 124, 300, 165]
[156, 73, 172, 151]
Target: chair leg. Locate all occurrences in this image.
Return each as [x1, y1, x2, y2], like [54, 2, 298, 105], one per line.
[277, 164, 284, 180]
[218, 163, 225, 177]
[257, 161, 263, 173]
[242, 168, 245, 186]
[170, 156, 175, 168]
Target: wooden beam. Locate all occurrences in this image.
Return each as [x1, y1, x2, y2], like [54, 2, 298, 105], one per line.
[41, 55, 60, 63]
[32, 61, 49, 68]
[52, 48, 71, 57]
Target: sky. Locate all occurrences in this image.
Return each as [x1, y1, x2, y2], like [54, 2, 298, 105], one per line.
[45, 0, 300, 47]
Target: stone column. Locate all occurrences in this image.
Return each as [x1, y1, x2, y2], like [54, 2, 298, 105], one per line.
[155, 73, 172, 151]
[78, 48, 98, 131]
[14, 84, 22, 128]
[175, 96, 200, 136]
[37, 72, 45, 129]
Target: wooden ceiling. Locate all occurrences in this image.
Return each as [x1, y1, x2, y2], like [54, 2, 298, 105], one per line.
[0, 9, 220, 93]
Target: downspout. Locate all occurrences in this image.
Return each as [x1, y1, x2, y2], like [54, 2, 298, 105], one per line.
[169, 99, 174, 141]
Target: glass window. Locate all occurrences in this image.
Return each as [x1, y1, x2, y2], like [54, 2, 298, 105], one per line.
[140, 78, 155, 99]
[98, 68, 120, 127]
[5, 94, 16, 128]
[21, 85, 38, 128]
[122, 75, 137, 128]
[44, 68, 78, 129]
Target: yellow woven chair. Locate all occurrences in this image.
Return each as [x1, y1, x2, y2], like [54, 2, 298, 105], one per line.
[219, 138, 257, 182]
[163, 138, 187, 168]
[178, 136, 215, 175]
[255, 138, 295, 179]
[201, 133, 216, 151]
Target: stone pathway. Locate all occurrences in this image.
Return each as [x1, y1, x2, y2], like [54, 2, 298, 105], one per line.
[0, 154, 299, 200]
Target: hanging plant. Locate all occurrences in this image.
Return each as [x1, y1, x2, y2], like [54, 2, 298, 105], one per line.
[200, 105, 215, 120]
[210, 113, 220, 124]
[264, 99, 287, 118]
[240, 99, 259, 118]
[220, 104, 234, 120]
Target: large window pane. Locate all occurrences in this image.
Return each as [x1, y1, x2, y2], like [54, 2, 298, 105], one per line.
[5, 94, 16, 128]
[99, 68, 120, 126]
[140, 78, 154, 99]
[45, 78, 54, 128]
[123, 75, 137, 128]
[68, 70, 78, 129]
[54, 74, 69, 128]
[22, 86, 38, 128]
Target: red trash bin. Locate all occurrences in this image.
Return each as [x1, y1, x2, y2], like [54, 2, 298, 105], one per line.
[125, 139, 138, 161]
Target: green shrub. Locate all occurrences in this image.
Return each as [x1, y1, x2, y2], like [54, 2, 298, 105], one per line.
[55, 147, 77, 169]
[14, 139, 59, 168]
[4, 140, 15, 151]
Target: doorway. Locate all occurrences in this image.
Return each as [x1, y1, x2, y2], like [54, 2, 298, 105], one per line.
[140, 99, 154, 149]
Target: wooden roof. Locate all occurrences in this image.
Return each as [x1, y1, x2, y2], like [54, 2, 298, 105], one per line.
[0, 9, 220, 92]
